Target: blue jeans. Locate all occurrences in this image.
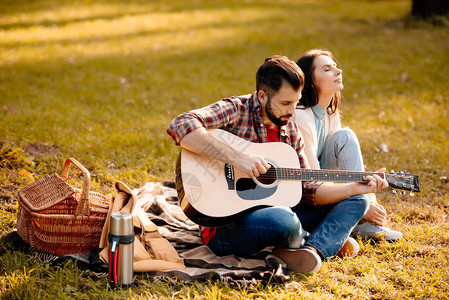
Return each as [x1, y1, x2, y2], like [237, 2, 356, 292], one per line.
[207, 128, 369, 258]
[292, 195, 368, 258]
[319, 128, 365, 172]
[208, 196, 368, 258]
[207, 206, 308, 256]
[298, 128, 369, 257]
[319, 128, 372, 204]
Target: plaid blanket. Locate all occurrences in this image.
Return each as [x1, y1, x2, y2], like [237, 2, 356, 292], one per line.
[133, 181, 289, 284]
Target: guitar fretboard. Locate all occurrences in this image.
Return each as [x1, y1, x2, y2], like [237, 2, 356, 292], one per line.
[276, 168, 385, 182]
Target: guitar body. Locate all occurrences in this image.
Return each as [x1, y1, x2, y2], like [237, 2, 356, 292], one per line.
[176, 129, 302, 227]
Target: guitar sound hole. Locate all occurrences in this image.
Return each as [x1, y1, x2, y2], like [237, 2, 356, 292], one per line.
[236, 178, 257, 191]
[256, 165, 277, 185]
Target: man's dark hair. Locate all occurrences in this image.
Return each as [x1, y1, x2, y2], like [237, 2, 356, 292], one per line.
[256, 55, 304, 95]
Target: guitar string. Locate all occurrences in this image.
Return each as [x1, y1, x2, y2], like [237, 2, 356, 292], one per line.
[258, 168, 385, 181]
[260, 168, 383, 176]
[255, 170, 416, 191]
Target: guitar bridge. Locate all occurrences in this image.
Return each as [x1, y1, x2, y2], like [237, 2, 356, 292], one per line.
[224, 164, 235, 190]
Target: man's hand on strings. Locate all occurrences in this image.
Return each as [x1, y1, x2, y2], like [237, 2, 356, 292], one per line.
[355, 168, 389, 195]
[234, 154, 270, 178]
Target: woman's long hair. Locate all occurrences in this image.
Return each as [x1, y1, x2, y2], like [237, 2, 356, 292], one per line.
[296, 49, 341, 115]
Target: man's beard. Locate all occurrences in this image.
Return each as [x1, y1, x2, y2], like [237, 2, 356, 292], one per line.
[265, 95, 292, 127]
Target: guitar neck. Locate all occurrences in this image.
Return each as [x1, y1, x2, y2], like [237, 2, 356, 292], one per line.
[276, 168, 384, 183]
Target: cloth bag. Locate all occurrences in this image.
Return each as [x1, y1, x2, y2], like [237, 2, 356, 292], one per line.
[99, 181, 185, 272]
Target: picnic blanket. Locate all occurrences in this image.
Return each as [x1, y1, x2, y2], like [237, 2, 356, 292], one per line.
[2, 181, 290, 284]
[132, 180, 289, 283]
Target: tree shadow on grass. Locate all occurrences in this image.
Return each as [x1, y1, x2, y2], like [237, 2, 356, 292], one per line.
[0, 13, 279, 49]
[0, 0, 313, 30]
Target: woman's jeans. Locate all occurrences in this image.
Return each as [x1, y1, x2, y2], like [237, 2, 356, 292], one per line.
[207, 128, 369, 259]
[319, 128, 365, 172]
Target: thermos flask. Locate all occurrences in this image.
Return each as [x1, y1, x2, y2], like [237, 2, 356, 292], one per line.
[108, 211, 134, 289]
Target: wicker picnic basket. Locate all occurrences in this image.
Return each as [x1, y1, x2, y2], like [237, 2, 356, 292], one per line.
[16, 158, 111, 255]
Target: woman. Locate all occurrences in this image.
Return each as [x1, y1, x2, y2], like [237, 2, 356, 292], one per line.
[293, 49, 402, 241]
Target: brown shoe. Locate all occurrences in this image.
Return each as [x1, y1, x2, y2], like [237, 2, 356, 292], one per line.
[337, 237, 359, 258]
[272, 247, 322, 273]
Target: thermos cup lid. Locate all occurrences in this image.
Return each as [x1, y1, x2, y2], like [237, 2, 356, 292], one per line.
[110, 211, 134, 236]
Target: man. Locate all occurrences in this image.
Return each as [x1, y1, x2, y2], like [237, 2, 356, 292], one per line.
[167, 55, 388, 273]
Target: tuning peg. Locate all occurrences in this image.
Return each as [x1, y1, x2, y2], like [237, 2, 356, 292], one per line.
[390, 169, 395, 174]
[410, 192, 415, 197]
[399, 171, 404, 175]
[392, 189, 397, 194]
[401, 191, 406, 195]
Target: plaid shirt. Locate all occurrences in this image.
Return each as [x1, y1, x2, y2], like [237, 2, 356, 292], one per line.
[167, 92, 321, 206]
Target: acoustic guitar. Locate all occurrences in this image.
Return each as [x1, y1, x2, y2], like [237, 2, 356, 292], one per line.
[175, 129, 420, 227]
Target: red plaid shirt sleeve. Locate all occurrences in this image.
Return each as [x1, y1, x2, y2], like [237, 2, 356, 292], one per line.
[301, 181, 322, 206]
[167, 99, 240, 145]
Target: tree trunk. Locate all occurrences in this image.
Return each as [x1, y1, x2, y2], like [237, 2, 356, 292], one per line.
[412, 0, 449, 18]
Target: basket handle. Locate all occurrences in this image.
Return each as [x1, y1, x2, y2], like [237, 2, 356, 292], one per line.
[61, 157, 91, 216]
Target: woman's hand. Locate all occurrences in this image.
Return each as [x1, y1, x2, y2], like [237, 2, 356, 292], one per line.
[362, 202, 388, 226]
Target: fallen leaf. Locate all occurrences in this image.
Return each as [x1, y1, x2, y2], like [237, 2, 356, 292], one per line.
[400, 72, 409, 83]
[379, 142, 389, 152]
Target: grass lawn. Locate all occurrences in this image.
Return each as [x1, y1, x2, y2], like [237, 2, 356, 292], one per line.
[1, 0, 448, 298]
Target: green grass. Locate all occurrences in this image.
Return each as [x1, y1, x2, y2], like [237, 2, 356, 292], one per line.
[1, 0, 449, 298]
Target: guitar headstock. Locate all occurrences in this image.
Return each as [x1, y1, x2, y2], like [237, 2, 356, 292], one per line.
[386, 171, 420, 193]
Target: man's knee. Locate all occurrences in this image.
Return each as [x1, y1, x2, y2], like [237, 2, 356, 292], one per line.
[339, 195, 370, 219]
[354, 195, 370, 219]
[269, 207, 301, 238]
